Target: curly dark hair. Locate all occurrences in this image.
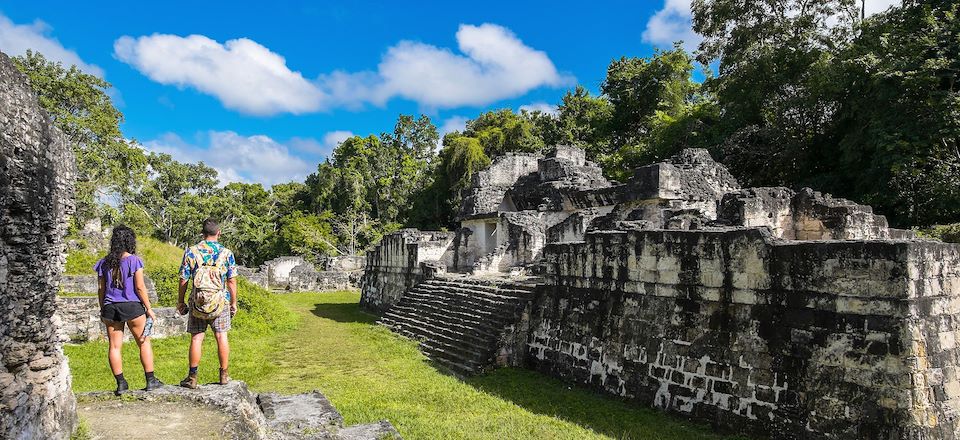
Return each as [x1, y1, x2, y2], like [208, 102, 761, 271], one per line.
[103, 225, 137, 288]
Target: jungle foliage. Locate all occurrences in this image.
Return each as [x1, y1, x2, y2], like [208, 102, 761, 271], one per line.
[15, 0, 960, 261]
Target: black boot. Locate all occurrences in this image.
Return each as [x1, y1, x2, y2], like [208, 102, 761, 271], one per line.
[144, 371, 164, 391]
[114, 373, 129, 396]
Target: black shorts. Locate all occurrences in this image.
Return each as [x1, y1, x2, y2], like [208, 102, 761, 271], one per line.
[101, 302, 146, 322]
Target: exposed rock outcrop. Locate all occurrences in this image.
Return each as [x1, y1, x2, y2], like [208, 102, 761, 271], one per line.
[0, 51, 77, 439]
[78, 382, 401, 439]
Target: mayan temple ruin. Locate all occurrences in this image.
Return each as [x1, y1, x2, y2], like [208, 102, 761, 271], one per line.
[361, 145, 960, 439]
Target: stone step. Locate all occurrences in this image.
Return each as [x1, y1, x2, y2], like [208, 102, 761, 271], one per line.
[432, 275, 538, 291]
[414, 284, 528, 306]
[379, 311, 494, 348]
[393, 297, 517, 333]
[402, 289, 522, 319]
[417, 341, 479, 375]
[258, 391, 344, 438]
[426, 280, 533, 299]
[377, 277, 535, 376]
[390, 297, 508, 335]
[384, 304, 501, 342]
[416, 333, 492, 368]
[381, 315, 492, 360]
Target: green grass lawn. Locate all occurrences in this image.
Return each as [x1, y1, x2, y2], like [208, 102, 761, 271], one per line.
[66, 291, 745, 440]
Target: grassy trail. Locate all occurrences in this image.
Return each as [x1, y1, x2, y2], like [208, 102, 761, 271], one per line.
[67, 291, 743, 440]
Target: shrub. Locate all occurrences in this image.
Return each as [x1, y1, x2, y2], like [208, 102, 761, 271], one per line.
[232, 277, 297, 335]
[918, 223, 960, 243]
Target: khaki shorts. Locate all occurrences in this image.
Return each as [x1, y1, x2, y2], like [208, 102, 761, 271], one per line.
[187, 305, 232, 334]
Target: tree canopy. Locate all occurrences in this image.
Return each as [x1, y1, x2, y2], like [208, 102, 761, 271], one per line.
[18, 0, 960, 261]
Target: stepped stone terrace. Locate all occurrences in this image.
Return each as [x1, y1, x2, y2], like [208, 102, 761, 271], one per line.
[360, 145, 960, 439]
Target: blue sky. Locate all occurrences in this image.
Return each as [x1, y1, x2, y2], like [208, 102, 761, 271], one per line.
[0, 0, 897, 185]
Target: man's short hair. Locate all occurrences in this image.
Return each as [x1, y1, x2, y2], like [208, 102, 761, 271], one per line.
[202, 218, 220, 237]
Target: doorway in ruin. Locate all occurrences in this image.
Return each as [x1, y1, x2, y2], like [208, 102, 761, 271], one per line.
[482, 220, 498, 253]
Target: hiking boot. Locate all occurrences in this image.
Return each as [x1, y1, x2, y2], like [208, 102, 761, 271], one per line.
[179, 373, 198, 389]
[219, 368, 230, 385]
[144, 376, 165, 391]
[114, 379, 129, 396]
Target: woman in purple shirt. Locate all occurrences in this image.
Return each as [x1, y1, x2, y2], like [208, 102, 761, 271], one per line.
[94, 225, 164, 394]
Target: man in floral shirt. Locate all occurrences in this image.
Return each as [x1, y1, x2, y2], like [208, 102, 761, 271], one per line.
[176, 218, 239, 389]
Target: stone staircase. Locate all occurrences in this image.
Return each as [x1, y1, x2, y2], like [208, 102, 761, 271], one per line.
[379, 275, 536, 376]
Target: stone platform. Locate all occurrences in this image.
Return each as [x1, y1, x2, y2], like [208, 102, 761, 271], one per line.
[360, 146, 960, 439]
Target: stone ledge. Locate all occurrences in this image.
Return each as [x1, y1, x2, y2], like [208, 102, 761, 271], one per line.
[78, 381, 401, 440]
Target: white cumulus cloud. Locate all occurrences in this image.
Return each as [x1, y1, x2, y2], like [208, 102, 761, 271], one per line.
[144, 131, 316, 186]
[114, 34, 326, 116]
[115, 23, 570, 115]
[329, 24, 573, 108]
[289, 130, 355, 156]
[519, 101, 558, 115]
[642, 0, 701, 52]
[0, 13, 103, 76]
[436, 115, 469, 149]
[642, 0, 902, 53]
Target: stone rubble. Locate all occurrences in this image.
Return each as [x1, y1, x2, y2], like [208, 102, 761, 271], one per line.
[361, 145, 960, 439]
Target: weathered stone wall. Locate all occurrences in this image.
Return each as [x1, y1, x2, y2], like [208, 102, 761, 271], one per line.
[460, 154, 540, 218]
[243, 256, 364, 292]
[527, 228, 960, 439]
[60, 274, 158, 302]
[262, 256, 307, 289]
[0, 51, 77, 439]
[359, 230, 454, 313]
[321, 255, 365, 272]
[53, 297, 186, 343]
[719, 187, 892, 240]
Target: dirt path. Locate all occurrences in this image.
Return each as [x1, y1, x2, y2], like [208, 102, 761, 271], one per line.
[78, 399, 232, 439]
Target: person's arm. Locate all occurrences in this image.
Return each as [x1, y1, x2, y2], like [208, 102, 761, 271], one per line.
[177, 279, 189, 315]
[97, 275, 106, 310]
[227, 277, 238, 316]
[133, 268, 156, 320]
[177, 249, 192, 315]
[226, 251, 238, 316]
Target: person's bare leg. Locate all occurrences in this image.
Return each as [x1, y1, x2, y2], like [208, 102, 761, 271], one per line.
[214, 331, 229, 370]
[103, 320, 125, 375]
[180, 331, 204, 389]
[127, 315, 154, 372]
[189, 332, 205, 368]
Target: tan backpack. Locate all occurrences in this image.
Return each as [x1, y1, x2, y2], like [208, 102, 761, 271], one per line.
[191, 246, 229, 319]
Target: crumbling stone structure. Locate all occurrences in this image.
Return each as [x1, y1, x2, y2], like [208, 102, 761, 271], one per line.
[0, 52, 77, 439]
[361, 145, 960, 439]
[242, 255, 365, 292]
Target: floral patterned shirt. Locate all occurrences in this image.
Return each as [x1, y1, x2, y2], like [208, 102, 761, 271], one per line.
[179, 240, 238, 300]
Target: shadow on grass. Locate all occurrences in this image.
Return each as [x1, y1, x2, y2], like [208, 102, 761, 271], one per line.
[310, 302, 378, 324]
[466, 368, 747, 440]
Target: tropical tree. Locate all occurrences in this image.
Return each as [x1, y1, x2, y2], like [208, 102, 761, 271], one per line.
[13, 50, 147, 223]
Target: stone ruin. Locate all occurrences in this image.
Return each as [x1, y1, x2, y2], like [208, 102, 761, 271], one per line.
[243, 255, 364, 292]
[361, 145, 960, 439]
[0, 52, 77, 439]
[54, 273, 188, 343]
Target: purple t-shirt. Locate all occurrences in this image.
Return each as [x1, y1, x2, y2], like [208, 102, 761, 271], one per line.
[93, 255, 144, 304]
